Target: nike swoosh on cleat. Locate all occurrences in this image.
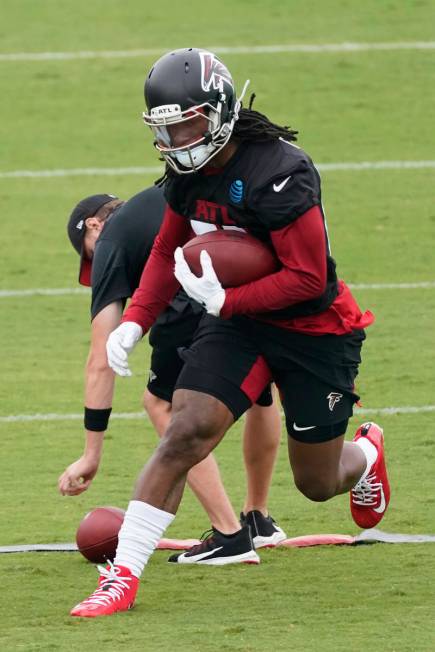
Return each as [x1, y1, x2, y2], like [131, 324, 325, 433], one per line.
[293, 423, 316, 431]
[184, 546, 224, 561]
[273, 176, 292, 192]
[373, 486, 386, 513]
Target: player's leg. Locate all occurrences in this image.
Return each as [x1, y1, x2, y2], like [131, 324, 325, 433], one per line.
[134, 389, 234, 512]
[242, 389, 281, 515]
[70, 317, 268, 616]
[71, 389, 237, 618]
[288, 426, 366, 501]
[240, 390, 287, 547]
[164, 315, 270, 565]
[240, 321, 390, 527]
[144, 300, 240, 534]
[280, 366, 390, 524]
[143, 389, 240, 534]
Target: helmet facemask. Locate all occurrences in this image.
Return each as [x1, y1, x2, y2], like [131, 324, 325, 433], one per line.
[143, 79, 249, 174]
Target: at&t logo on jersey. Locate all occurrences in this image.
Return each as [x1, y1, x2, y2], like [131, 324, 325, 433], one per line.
[229, 179, 244, 203]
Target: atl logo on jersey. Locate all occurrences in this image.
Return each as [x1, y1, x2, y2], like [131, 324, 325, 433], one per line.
[195, 199, 238, 226]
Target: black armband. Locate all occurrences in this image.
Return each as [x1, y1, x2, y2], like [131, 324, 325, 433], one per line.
[84, 407, 112, 432]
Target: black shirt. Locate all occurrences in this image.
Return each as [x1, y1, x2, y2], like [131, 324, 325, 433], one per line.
[164, 139, 337, 320]
[90, 186, 166, 320]
[165, 139, 322, 240]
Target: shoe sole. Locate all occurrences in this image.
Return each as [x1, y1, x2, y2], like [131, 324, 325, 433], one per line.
[70, 601, 135, 617]
[253, 531, 287, 549]
[170, 550, 260, 565]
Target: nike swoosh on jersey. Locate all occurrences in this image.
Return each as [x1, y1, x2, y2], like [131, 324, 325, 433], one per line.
[373, 486, 386, 513]
[273, 176, 292, 192]
[293, 423, 316, 431]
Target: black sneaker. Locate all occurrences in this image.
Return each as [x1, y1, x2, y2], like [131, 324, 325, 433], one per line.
[240, 510, 287, 548]
[168, 525, 260, 565]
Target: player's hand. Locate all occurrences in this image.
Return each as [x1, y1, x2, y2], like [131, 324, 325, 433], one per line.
[106, 321, 143, 376]
[174, 247, 225, 317]
[58, 456, 99, 496]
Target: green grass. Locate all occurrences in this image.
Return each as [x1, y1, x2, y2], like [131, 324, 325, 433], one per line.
[1, 1, 435, 650]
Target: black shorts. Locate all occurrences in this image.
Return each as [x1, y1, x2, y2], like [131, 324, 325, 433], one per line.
[147, 295, 273, 408]
[176, 314, 365, 441]
[174, 315, 272, 419]
[147, 296, 202, 403]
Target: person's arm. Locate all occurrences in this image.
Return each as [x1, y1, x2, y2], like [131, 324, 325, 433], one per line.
[106, 207, 193, 377]
[220, 205, 327, 317]
[175, 205, 328, 319]
[58, 301, 122, 496]
[121, 205, 192, 332]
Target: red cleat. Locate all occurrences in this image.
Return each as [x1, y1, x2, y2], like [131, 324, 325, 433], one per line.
[350, 422, 390, 529]
[70, 562, 139, 618]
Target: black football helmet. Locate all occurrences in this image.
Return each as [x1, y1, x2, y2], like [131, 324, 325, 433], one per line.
[143, 48, 248, 173]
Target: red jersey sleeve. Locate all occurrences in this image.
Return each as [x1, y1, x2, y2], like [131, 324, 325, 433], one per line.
[121, 205, 192, 332]
[221, 205, 327, 318]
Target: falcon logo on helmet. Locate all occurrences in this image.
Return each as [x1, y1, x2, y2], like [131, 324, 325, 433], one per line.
[199, 51, 234, 92]
[142, 48, 249, 174]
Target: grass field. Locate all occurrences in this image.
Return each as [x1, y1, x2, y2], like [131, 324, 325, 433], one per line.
[1, 1, 435, 650]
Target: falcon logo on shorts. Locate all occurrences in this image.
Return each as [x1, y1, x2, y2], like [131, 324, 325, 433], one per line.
[327, 392, 343, 411]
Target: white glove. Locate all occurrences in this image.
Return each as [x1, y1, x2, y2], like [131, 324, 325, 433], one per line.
[174, 247, 226, 317]
[106, 322, 143, 377]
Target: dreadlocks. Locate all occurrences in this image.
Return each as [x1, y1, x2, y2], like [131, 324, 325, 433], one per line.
[233, 93, 298, 143]
[154, 93, 298, 186]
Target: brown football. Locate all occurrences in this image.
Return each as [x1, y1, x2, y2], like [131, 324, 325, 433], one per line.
[182, 230, 279, 288]
[76, 506, 125, 563]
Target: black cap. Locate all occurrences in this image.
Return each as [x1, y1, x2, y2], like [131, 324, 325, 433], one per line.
[67, 194, 117, 286]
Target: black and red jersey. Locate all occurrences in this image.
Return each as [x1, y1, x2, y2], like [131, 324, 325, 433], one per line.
[123, 139, 374, 335]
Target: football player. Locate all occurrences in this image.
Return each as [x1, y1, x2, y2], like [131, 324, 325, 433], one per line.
[58, 186, 286, 563]
[71, 48, 390, 617]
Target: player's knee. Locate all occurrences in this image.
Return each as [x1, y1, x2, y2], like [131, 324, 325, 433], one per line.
[143, 390, 170, 419]
[293, 474, 336, 502]
[158, 411, 212, 467]
[143, 389, 157, 412]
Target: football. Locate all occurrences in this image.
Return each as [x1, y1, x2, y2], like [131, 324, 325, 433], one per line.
[182, 230, 279, 288]
[76, 506, 125, 563]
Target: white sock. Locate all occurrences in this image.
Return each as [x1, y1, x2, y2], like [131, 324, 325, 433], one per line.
[354, 438, 378, 484]
[114, 500, 175, 578]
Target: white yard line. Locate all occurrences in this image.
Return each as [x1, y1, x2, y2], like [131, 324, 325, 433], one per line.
[1, 160, 435, 179]
[1, 282, 434, 298]
[0, 412, 145, 423]
[1, 405, 434, 424]
[0, 166, 162, 179]
[1, 41, 435, 62]
[355, 406, 435, 416]
[349, 282, 435, 290]
[0, 288, 90, 297]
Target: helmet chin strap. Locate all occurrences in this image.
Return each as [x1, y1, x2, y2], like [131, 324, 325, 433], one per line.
[217, 78, 250, 141]
[235, 79, 251, 115]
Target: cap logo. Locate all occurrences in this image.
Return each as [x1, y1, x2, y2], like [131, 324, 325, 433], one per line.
[199, 51, 233, 92]
[76, 219, 84, 230]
